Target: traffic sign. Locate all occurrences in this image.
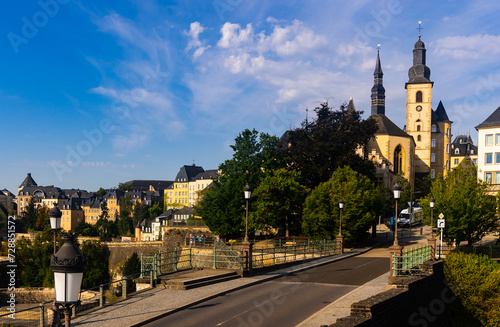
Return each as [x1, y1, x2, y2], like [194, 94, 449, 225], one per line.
[439, 213, 444, 219]
[437, 219, 445, 228]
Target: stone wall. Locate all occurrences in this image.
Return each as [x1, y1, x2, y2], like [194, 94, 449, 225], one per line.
[0, 288, 97, 305]
[331, 261, 453, 327]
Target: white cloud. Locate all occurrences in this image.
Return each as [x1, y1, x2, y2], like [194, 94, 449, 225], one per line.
[433, 34, 500, 60]
[218, 23, 254, 48]
[185, 22, 210, 59]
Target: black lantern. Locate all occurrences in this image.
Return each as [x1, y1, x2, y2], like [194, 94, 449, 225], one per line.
[49, 204, 62, 255]
[51, 233, 86, 326]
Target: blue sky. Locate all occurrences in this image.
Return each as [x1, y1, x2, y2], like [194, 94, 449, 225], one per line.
[2, 0, 500, 194]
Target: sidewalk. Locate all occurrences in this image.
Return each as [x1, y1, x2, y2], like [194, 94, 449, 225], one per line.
[72, 227, 421, 327]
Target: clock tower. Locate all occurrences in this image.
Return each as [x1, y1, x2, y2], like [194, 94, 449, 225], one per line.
[405, 35, 434, 176]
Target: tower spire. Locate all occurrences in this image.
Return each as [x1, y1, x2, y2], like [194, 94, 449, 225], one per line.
[407, 23, 432, 86]
[371, 46, 385, 115]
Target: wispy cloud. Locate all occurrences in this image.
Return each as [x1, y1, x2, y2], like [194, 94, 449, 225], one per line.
[433, 34, 500, 60]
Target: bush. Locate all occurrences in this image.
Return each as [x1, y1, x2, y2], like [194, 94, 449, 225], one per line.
[444, 252, 500, 326]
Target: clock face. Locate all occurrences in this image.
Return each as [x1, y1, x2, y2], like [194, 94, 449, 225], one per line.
[416, 105, 422, 112]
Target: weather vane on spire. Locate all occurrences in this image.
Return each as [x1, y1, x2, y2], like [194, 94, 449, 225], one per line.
[377, 44, 381, 52]
[417, 21, 423, 38]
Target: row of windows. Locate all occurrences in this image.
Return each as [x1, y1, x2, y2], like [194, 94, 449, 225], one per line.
[484, 172, 500, 184]
[485, 134, 500, 146]
[484, 153, 500, 164]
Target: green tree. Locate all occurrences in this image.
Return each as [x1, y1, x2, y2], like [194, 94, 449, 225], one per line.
[121, 252, 141, 293]
[118, 182, 133, 192]
[280, 101, 378, 189]
[96, 187, 106, 197]
[196, 129, 284, 238]
[133, 201, 149, 227]
[20, 197, 37, 231]
[302, 166, 379, 245]
[148, 204, 163, 219]
[16, 229, 56, 287]
[80, 240, 110, 289]
[95, 201, 110, 237]
[35, 206, 50, 231]
[117, 195, 133, 235]
[74, 222, 99, 236]
[420, 161, 498, 245]
[251, 168, 309, 237]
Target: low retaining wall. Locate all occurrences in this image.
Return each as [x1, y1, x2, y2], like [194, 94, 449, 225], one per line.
[0, 288, 98, 306]
[331, 261, 453, 327]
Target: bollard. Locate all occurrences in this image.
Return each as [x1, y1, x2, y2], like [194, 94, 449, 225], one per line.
[122, 277, 128, 299]
[99, 285, 104, 307]
[39, 303, 45, 327]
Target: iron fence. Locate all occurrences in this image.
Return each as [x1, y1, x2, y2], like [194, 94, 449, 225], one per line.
[392, 244, 433, 277]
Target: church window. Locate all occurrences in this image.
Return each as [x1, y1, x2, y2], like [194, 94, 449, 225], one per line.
[430, 169, 436, 178]
[393, 145, 404, 175]
[486, 153, 493, 164]
[431, 153, 436, 162]
[417, 125, 421, 131]
[486, 134, 493, 146]
[416, 91, 423, 103]
[417, 135, 421, 142]
[431, 139, 436, 147]
[431, 124, 437, 133]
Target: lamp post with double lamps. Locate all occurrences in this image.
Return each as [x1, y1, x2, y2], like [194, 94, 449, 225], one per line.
[49, 204, 62, 255]
[337, 199, 344, 253]
[243, 184, 251, 243]
[51, 233, 86, 327]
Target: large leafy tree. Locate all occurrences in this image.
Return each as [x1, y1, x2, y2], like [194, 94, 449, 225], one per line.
[419, 161, 498, 245]
[117, 195, 133, 235]
[195, 129, 284, 238]
[20, 197, 37, 231]
[280, 101, 378, 189]
[251, 168, 309, 237]
[133, 201, 149, 227]
[302, 166, 380, 245]
[80, 240, 110, 289]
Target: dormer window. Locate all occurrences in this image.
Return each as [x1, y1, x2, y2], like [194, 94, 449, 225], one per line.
[455, 148, 460, 155]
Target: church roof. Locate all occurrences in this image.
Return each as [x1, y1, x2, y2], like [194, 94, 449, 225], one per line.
[476, 106, 500, 129]
[372, 114, 412, 138]
[433, 101, 450, 122]
[19, 173, 37, 189]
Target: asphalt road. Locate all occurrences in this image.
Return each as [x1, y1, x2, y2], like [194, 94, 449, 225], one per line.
[142, 252, 389, 327]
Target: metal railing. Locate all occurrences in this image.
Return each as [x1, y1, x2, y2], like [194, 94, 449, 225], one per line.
[252, 239, 337, 268]
[0, 302, 50, 327]
[392, 245, 433, 277]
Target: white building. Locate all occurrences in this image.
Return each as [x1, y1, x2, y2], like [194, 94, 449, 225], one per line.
[475, 106, 500, 194]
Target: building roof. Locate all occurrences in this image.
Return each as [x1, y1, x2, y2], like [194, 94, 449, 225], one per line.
[451, 135, 477, 157]
[433, 101, 451, 122]
[123, 180, 173, 192]
[175, 165, 205, 182]
[372, 114, 413, 138]
[476, 106, 500, 129]
[19, 173, 37, 189]
[193, 169, 218, 181]
[407, 36, 432, 85]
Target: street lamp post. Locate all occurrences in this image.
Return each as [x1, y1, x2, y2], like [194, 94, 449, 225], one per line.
[337, 199, 344, 254]
[243, 184, 251, 243]
[49, 204, 62, 255]
[429, 195, 435, 236]
[393, 181, 402, 246]
[51, 233, 86, 327]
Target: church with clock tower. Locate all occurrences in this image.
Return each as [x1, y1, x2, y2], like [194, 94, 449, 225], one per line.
[361, 31, 452, 188]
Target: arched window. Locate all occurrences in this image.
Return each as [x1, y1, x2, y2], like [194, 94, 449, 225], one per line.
[417, 135, 421, 142]
[394, 145, 404, 175]
[416, 91, 423, 103]
[417, 125, 421, 131]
